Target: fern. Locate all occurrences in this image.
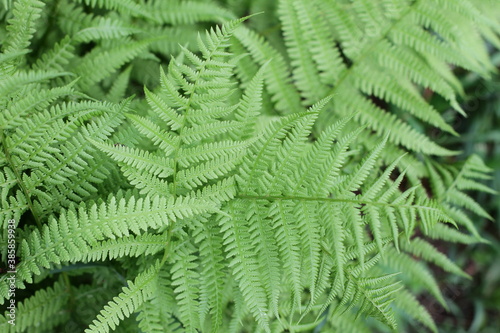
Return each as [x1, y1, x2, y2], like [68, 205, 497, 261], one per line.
[335, 272, 403, 330]
[0, 1, 498, 332]
[231, 0, 500, 172]
[85, 261, 160, 333]
[229, 109, 452, 331]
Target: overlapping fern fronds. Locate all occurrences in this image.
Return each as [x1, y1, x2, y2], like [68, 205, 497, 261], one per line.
[0, 0, 498, 332]
[425, 155, 497, 240]
[2, 0, 236, 100]
[92, 16, 260, 205]
[231, 0, 500, 175]
[90, 18, 464, 331]
[225, 108, 455, 332]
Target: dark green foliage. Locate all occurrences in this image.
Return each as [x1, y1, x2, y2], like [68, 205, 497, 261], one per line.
[0, 0, 499, 332]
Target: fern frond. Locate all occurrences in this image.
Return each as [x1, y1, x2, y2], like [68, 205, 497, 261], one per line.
[292, 0, 345, 86]
[86, 261, 160, 333]
[0, 195, 170, 294]
[235, 0, 498, 159]
[1, 98, 129, 222]
[0, 70, 70, 97]
[401, 237, 469, 278]
[170, 241, 202, 333]
[82, 233, 168, 262]
[427, 154, 495, 237]
[233, 26, 303, 115]
[74, 17, 141, 43]
[269, 200, 302, 311]
[0, 81, 77, 129]
[278, 0, 329, 105]
[381, 247, 447, 309]
[189, 216, 225, 332]
[88, 139, 174, 179]
[73, 38, 156, 91]
[335, 272, 402, 330]
[137, 297, 181, 333]
[392, 287, 438, 333]
[150, 0, 235, 25]
[32, 36, 75, 72]
[1, 3, 495, 332]
[221, 200, 271, 331]
[93, 17, 262, 208]
[75, 0, 154, 20]
[233, 111, 451, 329]
[136, 265, 180, 333]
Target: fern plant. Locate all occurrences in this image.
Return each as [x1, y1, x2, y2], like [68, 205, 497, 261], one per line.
[0, 0, 499, 332]
[228, 0, 500, 177]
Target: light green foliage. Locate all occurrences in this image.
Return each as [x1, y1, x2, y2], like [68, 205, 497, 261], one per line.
[0, 0, 498, 332]
[231, 0, 500, 174]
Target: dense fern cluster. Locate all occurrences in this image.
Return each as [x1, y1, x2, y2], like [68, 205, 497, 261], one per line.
[0, 0, 499, 332]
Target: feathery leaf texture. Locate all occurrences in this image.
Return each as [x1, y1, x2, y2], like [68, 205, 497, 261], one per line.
[232, 0, 499, 172]
[0, 0, 498, 332]
[85, 261, 160, 333]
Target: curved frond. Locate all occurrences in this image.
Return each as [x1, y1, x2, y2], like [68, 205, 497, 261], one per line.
[85, 261, 160, 333]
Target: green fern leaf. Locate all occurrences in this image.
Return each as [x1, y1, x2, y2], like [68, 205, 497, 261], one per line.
[86, 261, 160, 333]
